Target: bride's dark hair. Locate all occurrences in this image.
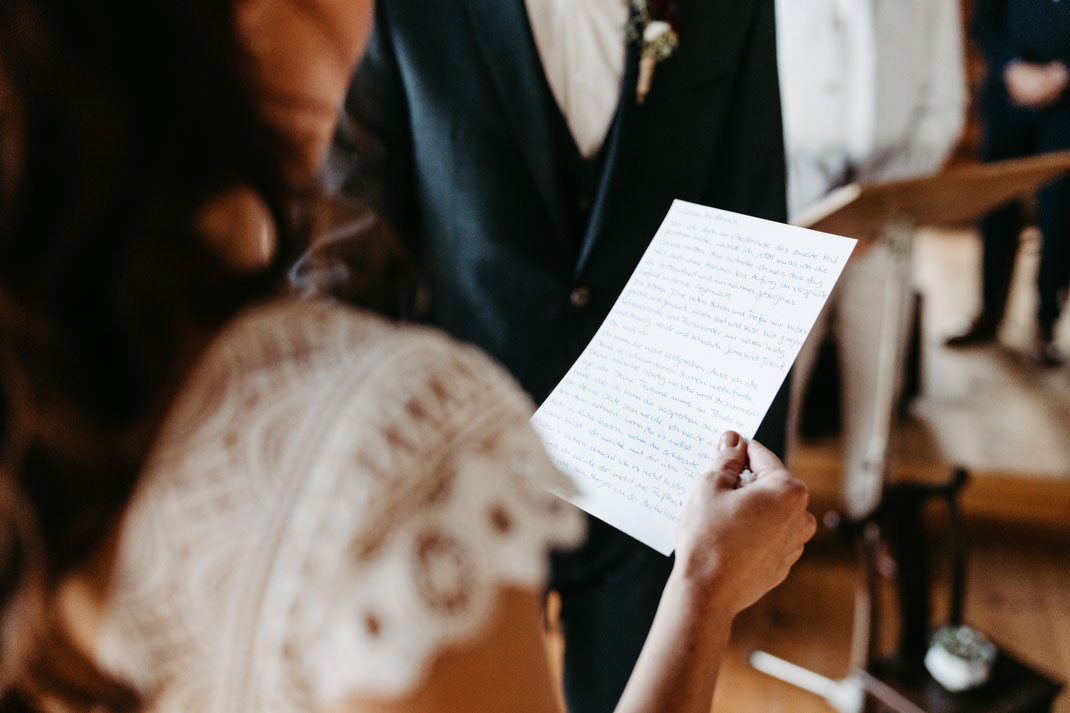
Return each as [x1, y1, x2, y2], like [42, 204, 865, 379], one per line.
[0, 0, 315, 709]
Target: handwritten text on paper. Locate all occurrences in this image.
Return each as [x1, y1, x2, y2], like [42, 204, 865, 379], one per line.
[532, 200, 855, 554]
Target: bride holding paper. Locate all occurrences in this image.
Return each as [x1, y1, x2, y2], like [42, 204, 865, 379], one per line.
[0, 1, 819, 712]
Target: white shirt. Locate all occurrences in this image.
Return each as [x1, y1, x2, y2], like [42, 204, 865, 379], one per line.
[524, 0, 631, 157]
[776, 0, 877, 218]
[776, 0, 967, 219]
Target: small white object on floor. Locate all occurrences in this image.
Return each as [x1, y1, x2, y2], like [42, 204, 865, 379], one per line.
[924, 625, 998, 692]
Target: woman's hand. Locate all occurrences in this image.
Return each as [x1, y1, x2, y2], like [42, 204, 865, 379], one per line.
[1004, 60, 1070, 109]
[674, 431, 816, 616]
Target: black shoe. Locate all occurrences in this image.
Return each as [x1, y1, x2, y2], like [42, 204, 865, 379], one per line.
[1033, 324, 1064, 367]
[944, 315, 999, 347]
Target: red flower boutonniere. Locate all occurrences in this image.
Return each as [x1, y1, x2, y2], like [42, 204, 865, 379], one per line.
[630, 0, 682, 104]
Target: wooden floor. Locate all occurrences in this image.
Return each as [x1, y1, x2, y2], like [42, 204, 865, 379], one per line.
[905, 226, 1070, 476]
[713, 522, 1070, 713]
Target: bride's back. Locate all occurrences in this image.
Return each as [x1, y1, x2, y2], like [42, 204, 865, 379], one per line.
[89, 299, 580, 712]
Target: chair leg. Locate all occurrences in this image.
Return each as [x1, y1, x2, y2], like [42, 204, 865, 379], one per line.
[850, 522, 883, 671]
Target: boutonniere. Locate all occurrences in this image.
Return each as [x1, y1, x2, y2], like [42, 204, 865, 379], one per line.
[629, 0, 682, 104]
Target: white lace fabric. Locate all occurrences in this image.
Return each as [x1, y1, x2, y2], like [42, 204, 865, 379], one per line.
[94, 299, 585, 712]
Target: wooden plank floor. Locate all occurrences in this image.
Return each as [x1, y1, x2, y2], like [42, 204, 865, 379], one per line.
[907, 226, 1070, 476]
[713, 522, 1070, 713]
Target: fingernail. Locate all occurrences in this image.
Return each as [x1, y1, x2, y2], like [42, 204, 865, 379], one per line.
[719, 431, 741, 450]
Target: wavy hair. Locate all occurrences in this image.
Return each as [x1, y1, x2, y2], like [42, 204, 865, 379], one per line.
[0, 0, 313, 709]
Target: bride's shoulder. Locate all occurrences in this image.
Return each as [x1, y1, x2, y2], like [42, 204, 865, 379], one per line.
[259, 298, 532, 409]
[174, 297, 542, 486]
[215, 297, 512, 388]
[97, 298, 584, 708]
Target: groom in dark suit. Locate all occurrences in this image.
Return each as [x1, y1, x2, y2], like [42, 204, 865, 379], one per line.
[325, 1, 789, 711]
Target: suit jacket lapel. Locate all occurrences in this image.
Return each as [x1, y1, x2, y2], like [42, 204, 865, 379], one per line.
[464, 0, 571, 247]
[573, 38, 641, 280]
[574, 0, 761, 278]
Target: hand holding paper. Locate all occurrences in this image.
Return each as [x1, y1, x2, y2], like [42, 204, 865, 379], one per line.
[675, 433, 817, 615]
[532, 200, 855, 554]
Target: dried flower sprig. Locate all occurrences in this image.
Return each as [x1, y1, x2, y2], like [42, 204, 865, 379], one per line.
[629, 0, 682, 104]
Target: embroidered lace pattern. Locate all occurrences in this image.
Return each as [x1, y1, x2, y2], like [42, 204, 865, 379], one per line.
[94, 299, 585, 712]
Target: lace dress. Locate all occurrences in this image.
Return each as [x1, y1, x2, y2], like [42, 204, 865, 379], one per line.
[94, 299, 584, 712]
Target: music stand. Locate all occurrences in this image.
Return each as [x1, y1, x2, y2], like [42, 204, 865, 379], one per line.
[749, 150, 1070, 713]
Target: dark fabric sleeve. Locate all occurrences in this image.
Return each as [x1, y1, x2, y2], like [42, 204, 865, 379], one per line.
[971, 0, 1017, 76]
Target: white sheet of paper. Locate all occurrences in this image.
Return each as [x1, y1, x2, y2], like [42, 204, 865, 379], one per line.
[531, 200, 856, 555]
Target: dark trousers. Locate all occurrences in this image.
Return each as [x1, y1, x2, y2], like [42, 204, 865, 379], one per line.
[548, 375, 790, 713]
[978, 88, 1070, 328]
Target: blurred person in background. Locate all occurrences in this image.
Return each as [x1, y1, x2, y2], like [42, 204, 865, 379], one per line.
[0, 1, 815, 712]
[776, 0, 967, 518]
[944, 0, 1070, 366]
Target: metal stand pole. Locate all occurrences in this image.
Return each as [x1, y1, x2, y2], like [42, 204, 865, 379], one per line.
[749, 651, 865, 713]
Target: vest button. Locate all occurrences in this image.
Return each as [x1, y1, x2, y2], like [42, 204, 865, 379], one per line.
[569, 286, 591, 308]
